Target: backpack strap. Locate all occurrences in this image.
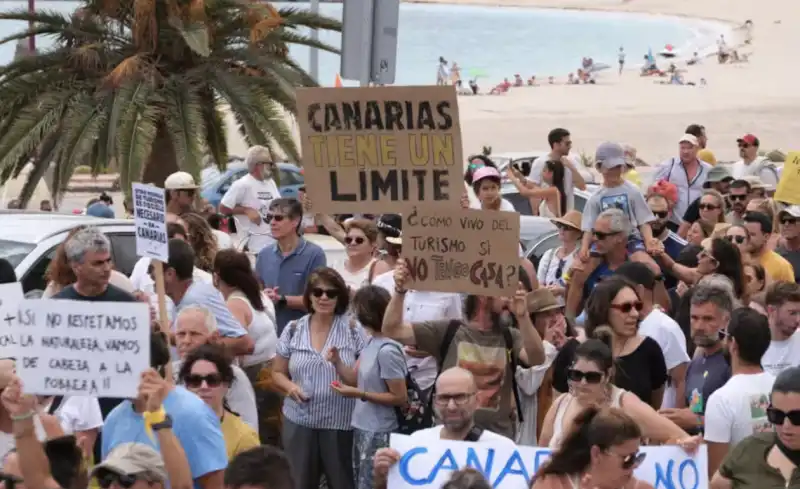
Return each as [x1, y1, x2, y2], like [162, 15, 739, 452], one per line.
[438, 320, 462, 369]
[503, 328, 525, 423]
[367, 259, 380, 284]
[47, 396, 64, 415]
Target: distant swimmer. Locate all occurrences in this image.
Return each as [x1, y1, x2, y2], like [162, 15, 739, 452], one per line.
[618, 46, 626, 75]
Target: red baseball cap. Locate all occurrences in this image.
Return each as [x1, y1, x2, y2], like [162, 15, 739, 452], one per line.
[737, 134, 760, 146]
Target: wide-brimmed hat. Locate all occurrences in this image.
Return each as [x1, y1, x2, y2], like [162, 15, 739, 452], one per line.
[550, 210, 582, 232]
[91, 443, 167, 483]
[378, 214, 402, 245]
[526, 288, 562, 314]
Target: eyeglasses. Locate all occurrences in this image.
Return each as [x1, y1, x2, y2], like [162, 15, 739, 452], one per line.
[98, 472, 140, 489]
[652, 211, 669, 219]
[344, 236, 366, 245]
[782, 218, 798, 226]
[592, 230, 620, 240]
[265, 214, 286, 223]
[726, 235, 746, 244]
[433, 392, 474, 406]
[0, 474, 23, 489]
[183, 373, 224, 388]
[567, 368, 604, 384]
[766, 406, 800, 426]
[610, 451, 647, 470]
[312, 288, 339, 299]
[729, 194, 748, 201]
[610, 301, 643, 314]
[698, 203, 720, 211]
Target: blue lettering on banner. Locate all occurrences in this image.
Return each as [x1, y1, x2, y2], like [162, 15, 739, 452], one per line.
[397, 446, 703, 489]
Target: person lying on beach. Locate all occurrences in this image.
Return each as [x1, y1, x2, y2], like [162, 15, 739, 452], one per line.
[489, 78, 511, 94]
[527, 76, 538, 86]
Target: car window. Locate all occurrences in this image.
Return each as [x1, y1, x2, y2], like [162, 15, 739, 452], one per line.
[526, 232, 561, 270]
[278, 169, 302, 186]
[20, 245, 57, 294]
[108, 233, 138, 277]
[0, 240, 36, 268]
[219, 170, 247, 194]
[574, 192, 588, 213]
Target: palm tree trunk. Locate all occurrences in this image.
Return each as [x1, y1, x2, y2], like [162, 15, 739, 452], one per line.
[142, 122, 178, 187]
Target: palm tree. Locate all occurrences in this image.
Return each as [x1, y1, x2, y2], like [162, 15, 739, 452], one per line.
[0, 0, 340, 206]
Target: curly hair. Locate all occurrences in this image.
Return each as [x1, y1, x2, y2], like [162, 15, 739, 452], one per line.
[45, 225, 88, 287]
[181, 213, 218, 272]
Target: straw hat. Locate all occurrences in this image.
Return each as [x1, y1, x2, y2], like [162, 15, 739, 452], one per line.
[526, 288, 562, 314]
[549, 210, 582, 232]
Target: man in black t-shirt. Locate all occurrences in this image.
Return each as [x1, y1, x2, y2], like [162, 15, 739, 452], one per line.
[52, 227, 137, 461]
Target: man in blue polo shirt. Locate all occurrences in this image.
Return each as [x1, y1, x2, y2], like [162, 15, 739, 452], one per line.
[255, 198, 326, 334]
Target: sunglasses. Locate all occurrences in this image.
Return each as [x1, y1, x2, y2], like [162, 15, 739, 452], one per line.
[729, 194, 748, 201]
[592, 230, 620, 240]
[698, 203, 720, 211]
[726, 235, 746, 244]
[767, 406, 800, 426]
[614, 451, 647, 470]
[312, 287, 339, 299]
[652, 210, 669, 219]
[781, 218, 798, 226]
[610, 301, 643, 313]
[567, 368, 604, 384]
[344, 236, 366, 245]
[265, 214, 286, 223]
[468, 162, 486, 170]
[0, 474, 22, 489]
[183, 373, 224, 388]
[98, 472, 140, 489]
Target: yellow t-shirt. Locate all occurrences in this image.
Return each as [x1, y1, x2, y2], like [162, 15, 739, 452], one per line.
[221, 412, 260, 460]
[760, 251, 795, 282]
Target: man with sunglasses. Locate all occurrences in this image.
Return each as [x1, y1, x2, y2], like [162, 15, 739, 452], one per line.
[646, 194, 686, 288]
[731, 133, 779, 188]
[220, 146, 281, 254]
[776, 206, 800, 283]
[711, 366, 800, 489]
[704, 307, 774, 477]
[725, 179, 751, 226]
[165, 171, 200, 217]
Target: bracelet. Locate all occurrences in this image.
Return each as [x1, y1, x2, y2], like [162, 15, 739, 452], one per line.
[10, 411, 35, 422]
[394, 287, 407, 295]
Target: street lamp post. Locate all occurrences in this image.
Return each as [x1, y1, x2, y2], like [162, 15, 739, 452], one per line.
[27, 0, 35, 52]
[309, 0, 319, 81]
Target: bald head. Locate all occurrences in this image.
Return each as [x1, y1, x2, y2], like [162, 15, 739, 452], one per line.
[436, 367, 476, 393]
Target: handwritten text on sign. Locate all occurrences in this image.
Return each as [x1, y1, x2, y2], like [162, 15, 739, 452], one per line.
[296, 86, 463, 213]
[0, 282, 23, 358]
[403, 207, 520, 297]
[774, 151, 800, 205]
[388, 435, 708, 489]
[16, 299, 150, 398]
[132, 183, 168, 262]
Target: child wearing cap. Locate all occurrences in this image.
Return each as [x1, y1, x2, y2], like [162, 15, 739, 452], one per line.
[461, 160, 517, 212]
[578, 142, 661, 273]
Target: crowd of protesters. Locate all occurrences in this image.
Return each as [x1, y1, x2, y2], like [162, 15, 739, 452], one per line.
[0, 129, 798, 489]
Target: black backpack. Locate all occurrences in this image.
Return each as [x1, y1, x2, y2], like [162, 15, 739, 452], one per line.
[377, 342, 432, 435]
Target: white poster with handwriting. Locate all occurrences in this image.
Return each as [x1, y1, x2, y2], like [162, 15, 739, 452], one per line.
[0, 282, 23, 359]
[388, 434, 707, 489]
[16, 299, 151, 398]
[132, 182, 168, 262]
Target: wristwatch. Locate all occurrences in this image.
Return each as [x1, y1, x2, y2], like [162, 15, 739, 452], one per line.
[277, 295, 287, 308]
[151, 414, 173, 431]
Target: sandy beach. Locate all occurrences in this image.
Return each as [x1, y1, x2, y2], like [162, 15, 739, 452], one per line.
[405, 0, 800, 165]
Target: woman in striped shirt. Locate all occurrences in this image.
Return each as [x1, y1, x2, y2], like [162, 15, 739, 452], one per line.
[272, 267, 366, 489]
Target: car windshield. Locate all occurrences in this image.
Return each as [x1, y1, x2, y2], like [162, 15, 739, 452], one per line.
[0, 240, 36, 267]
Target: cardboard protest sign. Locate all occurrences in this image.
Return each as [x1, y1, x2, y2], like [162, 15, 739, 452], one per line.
[403, 206, 520, 297]
[132, 183, 168, 262]
[296, 86, 463, 214]
[774, 151, 800, 205]
[0, 282, 24, 358]
[388, 434, 708, 489]
[16, 299, 150, 398]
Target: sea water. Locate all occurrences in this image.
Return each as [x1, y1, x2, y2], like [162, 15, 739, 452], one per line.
[0, 1, 728, 85]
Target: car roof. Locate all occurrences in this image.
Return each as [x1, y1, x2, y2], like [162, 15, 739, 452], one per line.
[0, 212, 133, 244]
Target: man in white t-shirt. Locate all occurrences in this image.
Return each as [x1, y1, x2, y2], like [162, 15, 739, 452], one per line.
[704, 308, 775, 476]
[763, 281, 800, 376]
[525, 128, 587, 213]
[373, 368, 515, 489]
[219, 146, 281, 254]
[616, 262, 689, 409]
[731, 134, 779, 188]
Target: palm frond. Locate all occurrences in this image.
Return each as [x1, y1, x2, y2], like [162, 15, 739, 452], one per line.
[164, 84, 205, 175]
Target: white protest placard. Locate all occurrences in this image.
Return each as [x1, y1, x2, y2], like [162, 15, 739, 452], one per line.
[388, 434, 707, 489]
[16, 299, 151, 398]
[0, 282, 23, 358]
[132, 182, 168, 262]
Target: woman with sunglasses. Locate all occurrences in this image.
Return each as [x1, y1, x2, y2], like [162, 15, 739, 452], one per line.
[698, 190, 726, 228]
[655, 237, 746, 299]
[532, 407, 652, 489]
[334, 219, 378, 290]
[272, 267, 365, 489]
[179, 344, 259, 460]
[538, 332, 694, 450]
[725, 224, 750, 259]
[711, 366, 800, 489]
[537, 211, 582, 305]
[583, 277, 668, 408]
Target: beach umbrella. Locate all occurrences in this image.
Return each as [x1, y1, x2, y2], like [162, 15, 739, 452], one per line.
[334, 73, 343, 87]
[466, 68, 489, 79]
[658, 44, 677, 58]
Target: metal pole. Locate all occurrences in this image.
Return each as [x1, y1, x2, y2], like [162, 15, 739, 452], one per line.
[309, 0, 319, 81]
[27, 0, 35, 53]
